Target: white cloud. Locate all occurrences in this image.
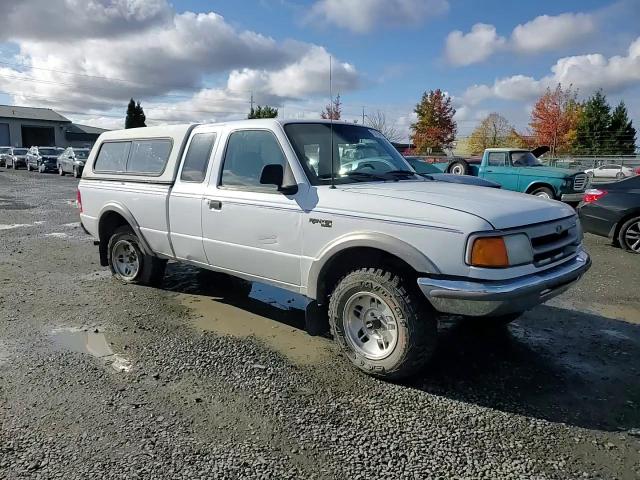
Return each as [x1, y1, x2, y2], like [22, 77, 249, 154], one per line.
[511, 13, 595, 53]
[0, 1, 360, 122]
[445, 12, 596, 66]
[0, 0, 172, 41]
[445, 23, 506, 66]
[461, 36, 640, 105]
[309, 0, 449, 34]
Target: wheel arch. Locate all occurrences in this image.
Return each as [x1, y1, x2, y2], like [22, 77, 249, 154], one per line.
[524, 181, 557, 198]
[97, 203, 153, 266]
[611, 210, 640, 241]
[307, 233, 439, 303]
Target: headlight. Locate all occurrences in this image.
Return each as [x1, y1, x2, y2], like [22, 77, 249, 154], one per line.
[468, 233, 532, 268]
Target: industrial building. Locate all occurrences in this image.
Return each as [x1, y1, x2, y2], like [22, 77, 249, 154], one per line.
[0, 105, 108, 148]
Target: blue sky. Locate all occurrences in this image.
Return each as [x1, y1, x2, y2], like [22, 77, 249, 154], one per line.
[0, 0, 638, 140]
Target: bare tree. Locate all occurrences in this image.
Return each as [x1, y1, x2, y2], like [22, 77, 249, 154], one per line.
[365, 110, 402, 143]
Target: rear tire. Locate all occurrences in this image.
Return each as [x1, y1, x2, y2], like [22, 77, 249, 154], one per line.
[448, 160, 469, 175]
[328, 268, 437, 379]
[618, 216, 640, 254]
[107, 225, 166, 286]
[616, 172, 625, 179]
[531, 186, 554, 199]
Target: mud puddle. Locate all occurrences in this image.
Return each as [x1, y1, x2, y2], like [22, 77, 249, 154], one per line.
[50, 328, 132, 372]
[549, 298, 640, 324]
[179, 283, 332, 366]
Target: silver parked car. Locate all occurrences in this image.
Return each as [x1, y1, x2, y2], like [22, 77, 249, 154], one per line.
[57, 147, 90, 178]
[3, 147, 29, 169]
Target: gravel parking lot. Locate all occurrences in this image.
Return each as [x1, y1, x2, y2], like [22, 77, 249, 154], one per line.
[1, 168, 639, 479]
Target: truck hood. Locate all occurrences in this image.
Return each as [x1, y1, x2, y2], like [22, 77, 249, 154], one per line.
[340, 181, 575, 230]
[520, 166, 581, 178]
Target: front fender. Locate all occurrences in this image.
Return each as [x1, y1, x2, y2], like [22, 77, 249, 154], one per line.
[306, 232, 440, 300]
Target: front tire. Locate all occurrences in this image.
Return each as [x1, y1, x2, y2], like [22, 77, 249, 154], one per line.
[107, 226, 166, 286]
[616, 172, 625, 180]
[59, 165, 65, 176]
[73, 166, 80, 178]
[531, 186, 554, 199]
[26, 163, 32, 171]
[328, 268, 437, 379]
[618, 216, 640, 254]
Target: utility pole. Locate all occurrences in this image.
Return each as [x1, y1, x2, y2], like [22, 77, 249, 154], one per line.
[250, 92, 254, 112]
[362, 106, 365, 125]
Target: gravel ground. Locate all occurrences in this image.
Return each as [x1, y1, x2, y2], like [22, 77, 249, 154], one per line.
[1, 168, 639, 479]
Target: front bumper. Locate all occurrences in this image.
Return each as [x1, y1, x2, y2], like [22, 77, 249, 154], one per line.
[417, 250, 591, 317]
[561, 192, 585, 202]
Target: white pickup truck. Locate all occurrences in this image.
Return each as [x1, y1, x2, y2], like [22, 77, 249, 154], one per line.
[79, 119, 591, 379]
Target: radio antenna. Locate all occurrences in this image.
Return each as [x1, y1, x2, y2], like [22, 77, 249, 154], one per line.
[329, 55, 336, 189]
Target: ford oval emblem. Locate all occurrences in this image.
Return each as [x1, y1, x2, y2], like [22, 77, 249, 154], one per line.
[556, 225, 563, 234]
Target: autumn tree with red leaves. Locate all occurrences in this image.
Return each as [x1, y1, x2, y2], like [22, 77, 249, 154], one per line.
[529, 84, 582, 156]
[411, 89, 457, 154]
[320, 94, 342, 120]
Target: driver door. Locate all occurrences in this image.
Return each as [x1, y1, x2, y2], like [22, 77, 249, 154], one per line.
[201, 128, 304, 288]
[482, 152, 519, 191]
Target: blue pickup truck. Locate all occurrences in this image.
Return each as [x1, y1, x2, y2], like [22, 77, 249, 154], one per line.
[433, 148, 588, 203]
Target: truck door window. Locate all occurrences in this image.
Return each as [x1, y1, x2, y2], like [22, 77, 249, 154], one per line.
[181, 133, 216, 182]
[487, 152, 507, 166]
[220, 130, 285, 191]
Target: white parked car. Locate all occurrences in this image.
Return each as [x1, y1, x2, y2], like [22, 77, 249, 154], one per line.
[584, 164, 635, 179]
[78, 120, 590, 379]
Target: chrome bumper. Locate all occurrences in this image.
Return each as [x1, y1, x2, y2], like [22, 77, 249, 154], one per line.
[561, 192, 585, 202]
[417, 251, 591, 317]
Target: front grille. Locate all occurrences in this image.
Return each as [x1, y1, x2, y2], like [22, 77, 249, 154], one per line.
[528, 218, 580, 267]
[573, 173, 588, 191]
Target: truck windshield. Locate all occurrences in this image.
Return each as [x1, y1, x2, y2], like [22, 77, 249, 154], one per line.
[512, 151, 544, 167]
[284, 123, 416, 185]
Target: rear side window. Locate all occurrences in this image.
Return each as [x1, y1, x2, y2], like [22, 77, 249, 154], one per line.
[94, 139, 172, 174]
[127, 139, 172, 174]
[181, 133, 216, 182]
[95, 142, 131, 172]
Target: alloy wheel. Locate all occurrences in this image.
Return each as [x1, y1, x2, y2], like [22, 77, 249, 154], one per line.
[111, 240, 140, 280]
[343, 292, 399, 360]
[624, 221, 640, 252]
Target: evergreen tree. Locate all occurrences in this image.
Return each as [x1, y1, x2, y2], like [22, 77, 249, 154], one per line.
[608, 101, 636, 155]
[248, 105, 278, 119]
[125, 98, 147, 129]
[125, 98, 136, 129]
[575, 90, 610, 155]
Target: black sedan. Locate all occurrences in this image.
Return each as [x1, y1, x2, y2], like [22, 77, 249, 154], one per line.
[578, 175, 640, 253]
[405, 157, 501, 188]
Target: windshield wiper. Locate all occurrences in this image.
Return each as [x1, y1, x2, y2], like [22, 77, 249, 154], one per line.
[385, 169, 418, 178]
[318, 171, 388, 182]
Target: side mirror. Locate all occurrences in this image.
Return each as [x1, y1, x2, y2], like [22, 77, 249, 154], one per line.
[260, 164, 298, 195]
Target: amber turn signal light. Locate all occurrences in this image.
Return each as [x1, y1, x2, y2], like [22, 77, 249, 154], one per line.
[470, 237, 509, 267]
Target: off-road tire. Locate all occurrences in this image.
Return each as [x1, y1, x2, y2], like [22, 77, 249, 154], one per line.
[328, 268, 437, 379]
[107, 225, 166, 286]
[531, 186, 554, 199]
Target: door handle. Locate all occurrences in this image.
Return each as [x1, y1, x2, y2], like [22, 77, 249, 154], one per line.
[485, 170, 494, 173]
[207, 199, 222, 210]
